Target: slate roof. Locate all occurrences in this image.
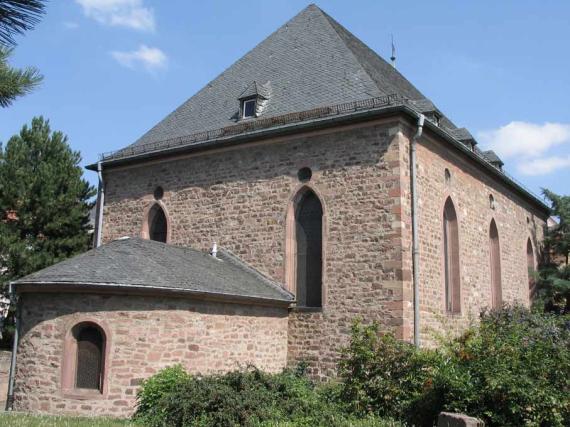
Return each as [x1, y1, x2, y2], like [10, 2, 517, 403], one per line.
[90, 4, 548, 213]
[239, 81, 271, 100]
[108, 4, 449, 160]
[482, 150, 504, 167]
[13, 237, 294, 304]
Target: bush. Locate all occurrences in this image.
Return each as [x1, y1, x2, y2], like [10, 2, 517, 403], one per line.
[135, 365, 190, 425]
[433, 305, 570, 426]
[337, 307, 570, 427]
[135, 365, 396, 427]
[337, 321, 441, 425]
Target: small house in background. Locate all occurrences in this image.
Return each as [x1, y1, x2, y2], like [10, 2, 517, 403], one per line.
[8, 4, 549, 417]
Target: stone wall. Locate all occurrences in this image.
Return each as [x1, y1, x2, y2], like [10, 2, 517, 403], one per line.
[13, 292, 288, 417]
[398, 125, 547, 345]
[101, 120, 407, 379]
[97, 116, 547, 376]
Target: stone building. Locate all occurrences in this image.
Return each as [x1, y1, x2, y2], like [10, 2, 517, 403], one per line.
[8, 4, 549, 417]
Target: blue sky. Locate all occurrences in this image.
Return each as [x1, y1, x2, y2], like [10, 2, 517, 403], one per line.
[1, 1, 569, 199]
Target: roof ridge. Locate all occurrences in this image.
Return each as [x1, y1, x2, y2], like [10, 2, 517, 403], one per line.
[309, 6, 382, 98]
[318, 8, 426, 101]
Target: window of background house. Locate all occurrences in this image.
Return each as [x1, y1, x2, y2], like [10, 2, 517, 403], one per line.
[489, 219, 502, 308]
[527, 238, 536, 299]
[149, 204, 167, 243]
[443, 197, 460, 313]
[75, 325, 104, 391]
[295, 190, 323, 308]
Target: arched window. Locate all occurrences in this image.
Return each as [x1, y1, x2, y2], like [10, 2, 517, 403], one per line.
[489, 219, 502, 308]
[294, 189, 323, 308]
[148, 204, 167, 243]
[443, 197, 460, 313]
[527, 238, 536, 299]
[74, 323, 105, 391]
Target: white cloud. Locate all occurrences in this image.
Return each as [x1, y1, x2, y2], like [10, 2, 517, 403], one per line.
[517, 156, 570, 176]
[478, 121, 570, 159]
[111, 45, 167, 71]
[76, 0, 155, 32]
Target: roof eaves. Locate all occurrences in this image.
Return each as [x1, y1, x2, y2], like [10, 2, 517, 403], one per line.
[86, 102, 549, 214]
[13, 280, 294, 305]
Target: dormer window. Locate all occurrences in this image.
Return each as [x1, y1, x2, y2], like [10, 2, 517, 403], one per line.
[238, 81, 271, 121]
[432, 113, 441, 127]
[242, 98, 256, 119]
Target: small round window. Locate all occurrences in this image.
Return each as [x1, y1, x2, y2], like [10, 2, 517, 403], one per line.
[154, 186, 164, 200]
[297, 167, 312, 183]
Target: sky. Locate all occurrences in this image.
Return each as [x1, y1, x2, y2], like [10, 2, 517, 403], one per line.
[1, 0, 569, 199]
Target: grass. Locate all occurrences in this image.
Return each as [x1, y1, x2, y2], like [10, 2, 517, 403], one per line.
[0, 413, 403, 427]
[0, 412, 139, 427]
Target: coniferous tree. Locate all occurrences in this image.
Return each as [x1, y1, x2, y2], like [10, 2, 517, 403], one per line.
[0, 0, 46, 106]
[536, 189, 570, 314]
[0, 117, 95, 305]
[0, 46, 41, 107]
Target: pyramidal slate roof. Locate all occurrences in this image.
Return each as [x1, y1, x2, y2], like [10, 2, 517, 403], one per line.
[114, 4, 439, 156]
[14, 237, 294, 304]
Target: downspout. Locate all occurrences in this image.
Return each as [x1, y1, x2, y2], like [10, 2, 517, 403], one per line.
[95, 161, 105, 248]
[411, 114, 425, 348]
[5, 283, 20, 411]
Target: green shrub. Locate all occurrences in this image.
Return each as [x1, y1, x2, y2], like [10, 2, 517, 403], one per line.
[337, 321, 441, 424]
[432, 305, 570, 426]
[135, 365, 382, 427]
[135, 364, 190, 425]
[337, 307, 570, 427]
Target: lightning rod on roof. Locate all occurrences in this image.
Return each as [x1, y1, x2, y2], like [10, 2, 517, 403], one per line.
[390, 34, 396, 69]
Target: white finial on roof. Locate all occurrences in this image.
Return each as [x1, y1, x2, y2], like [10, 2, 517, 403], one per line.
[210, 242, 218, 258]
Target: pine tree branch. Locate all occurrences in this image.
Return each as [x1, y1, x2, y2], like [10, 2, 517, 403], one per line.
[0, 46, 42, 107]
[0, 0, 45, 47]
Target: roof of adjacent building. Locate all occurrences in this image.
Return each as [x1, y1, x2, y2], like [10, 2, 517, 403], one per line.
[13, 237, 294, 304]
[106, 4, 452, 160]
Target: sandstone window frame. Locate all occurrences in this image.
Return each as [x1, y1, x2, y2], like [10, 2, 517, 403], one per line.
[442, 196, 461, 314]
[141, 201, 171, 243]
[285, 185, 327, 309]
[61, 319, 111, 399]
[489, 219, 502, 308]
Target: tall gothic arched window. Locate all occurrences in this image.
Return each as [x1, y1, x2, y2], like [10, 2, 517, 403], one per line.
[489, 219, 502, 308]
[527, 238, 536, 299]
[295, 189, 323, 308]
[148, 204, 167, 243]
[443, 197, 460, 313]
[74, 324, 104, 391]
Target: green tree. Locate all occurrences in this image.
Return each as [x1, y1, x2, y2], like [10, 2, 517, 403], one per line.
[0, 117, 95, 342]
[536, 189, 570, 314]
[0, 0, 46, 106]
[0, 46, 41, 107]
